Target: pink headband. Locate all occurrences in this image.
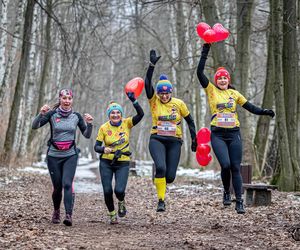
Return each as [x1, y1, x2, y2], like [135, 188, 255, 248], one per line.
[59, 89, 73, 97]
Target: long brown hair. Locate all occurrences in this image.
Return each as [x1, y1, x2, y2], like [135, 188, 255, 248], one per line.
[51, 102, 60, 110]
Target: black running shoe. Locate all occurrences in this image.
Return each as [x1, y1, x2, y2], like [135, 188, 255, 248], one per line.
[118, 200, 127, 217]
[235, 199, 246, 214]
[63, 214, 72, 226]
[223, 191, 232, 206]
[156, 199, 166, 212]
[51, 209, 60, 224]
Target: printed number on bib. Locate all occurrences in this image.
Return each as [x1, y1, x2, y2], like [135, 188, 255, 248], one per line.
[157, 121, 176, 136]
[216, 113, 235, 128]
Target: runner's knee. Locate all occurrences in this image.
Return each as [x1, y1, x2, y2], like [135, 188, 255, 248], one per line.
[155, 165, 166, 178]
[221, 162, 231, 170]
[63, 182, 72, 191]
[166, 176, 175, 184]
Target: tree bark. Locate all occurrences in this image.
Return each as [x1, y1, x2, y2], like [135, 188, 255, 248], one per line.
[253, 15, 274, 176]
[282, 0, 300, 186]
[2, 0, 35, 165]
[27, 0, 53, 155]
[234, 0, 255, 166]
[270, 0, 296, 191]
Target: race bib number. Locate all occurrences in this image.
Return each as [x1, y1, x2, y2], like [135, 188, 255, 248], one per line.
[216, 113, 236, 128]
[157, 121, 176, 136]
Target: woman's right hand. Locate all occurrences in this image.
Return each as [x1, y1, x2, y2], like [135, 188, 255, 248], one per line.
[104, 147, 113, 154]
[40, 105, 50, 115]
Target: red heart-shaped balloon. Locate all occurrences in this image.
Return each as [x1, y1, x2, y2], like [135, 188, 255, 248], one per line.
[196, 153, 212, 167]
[196, 22, 211, 39]
[196, 22, 229, 43]
[212, 23, 229, 42]
[196, 144, 211, 156]
[124, 77, 144, 99]
[203, 29, 217, 43]
[196, 127, 211, 145]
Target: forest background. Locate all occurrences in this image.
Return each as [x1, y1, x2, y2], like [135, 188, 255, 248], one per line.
[0, 0, 299, 191]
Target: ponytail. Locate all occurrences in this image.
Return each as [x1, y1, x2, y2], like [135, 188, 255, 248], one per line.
[52, 102, 60, 110]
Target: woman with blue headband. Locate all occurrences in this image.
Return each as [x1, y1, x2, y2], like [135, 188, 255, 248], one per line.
[94, 92, 144, 224]
[145, 50, 197, 212]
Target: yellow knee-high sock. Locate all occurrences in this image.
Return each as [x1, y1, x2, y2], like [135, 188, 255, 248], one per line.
[154, 177, 166, 201]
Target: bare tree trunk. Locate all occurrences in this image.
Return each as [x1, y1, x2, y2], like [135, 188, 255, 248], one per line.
[0, 0, 8, 86]
[282, 0, 300, 185]
[19, 5, 39, 157]
[0, 0, 24, 104]
[27, 0, 53, 156]
[253, 15, 274, 176]
[270, 0, 296, 191]
[234, 0, 255, 166]
[1, 0, 35, 165]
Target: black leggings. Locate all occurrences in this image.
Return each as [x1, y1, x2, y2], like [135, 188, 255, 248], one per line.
[149, 134, 182, 183]
[211, 128, 243, 200]
[47, 154, 78, 215]
[99, 160, 129, 212]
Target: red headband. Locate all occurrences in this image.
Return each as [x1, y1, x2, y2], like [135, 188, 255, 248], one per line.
[214, 67, 230, 84]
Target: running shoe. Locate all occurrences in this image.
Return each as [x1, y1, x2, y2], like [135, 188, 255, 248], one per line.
[118, 200, 127, 217]
[63, 214, 72, 226]
[223, 191, 232, 206]
[51, 209, 60, 224]
[156, 199, 166, 212]
[109, 210, 118, 224]
[235, 199, 246, 214]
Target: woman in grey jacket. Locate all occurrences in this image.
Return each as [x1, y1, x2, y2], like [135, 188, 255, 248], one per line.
[32, 89, 93, 226]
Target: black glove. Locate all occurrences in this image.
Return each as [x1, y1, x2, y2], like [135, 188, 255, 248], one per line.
[126, 92, 136, 103]
[150, 49, 161, 65]
[263, 109, 275, 118]
[191, 138, 197, 152]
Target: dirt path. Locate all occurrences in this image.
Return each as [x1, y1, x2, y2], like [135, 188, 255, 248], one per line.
[0, 167, 299, 249]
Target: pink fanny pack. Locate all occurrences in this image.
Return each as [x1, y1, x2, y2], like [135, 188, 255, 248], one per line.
[52, 141, 74, 150]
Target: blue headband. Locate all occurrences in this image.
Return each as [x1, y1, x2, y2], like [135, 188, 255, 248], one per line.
[106, 103, 123, 117]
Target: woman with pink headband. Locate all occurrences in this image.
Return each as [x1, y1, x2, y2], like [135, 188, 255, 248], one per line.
[32, 88, 94, 226]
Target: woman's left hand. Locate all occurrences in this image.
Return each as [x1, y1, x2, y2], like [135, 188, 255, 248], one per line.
[84, 113, 94, 123]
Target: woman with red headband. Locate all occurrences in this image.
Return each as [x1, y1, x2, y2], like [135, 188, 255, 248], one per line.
[32, 88, 94, 226]
[145, 50, 197, 212]
[197, 43, 275, 214]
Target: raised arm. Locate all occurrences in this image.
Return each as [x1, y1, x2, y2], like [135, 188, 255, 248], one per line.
[126, 92, 144, 126]
[76, 113, 93, 138]
[242, 101, 275, 118]
[197, 43, 211, 88]
[145, 50, 161, 99]
[32, 105, 54, 129]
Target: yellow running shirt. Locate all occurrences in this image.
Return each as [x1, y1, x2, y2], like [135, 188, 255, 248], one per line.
[96, 117, 133, 161]
[149, 95, 190, 138]
[205, 82, 247, 128]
